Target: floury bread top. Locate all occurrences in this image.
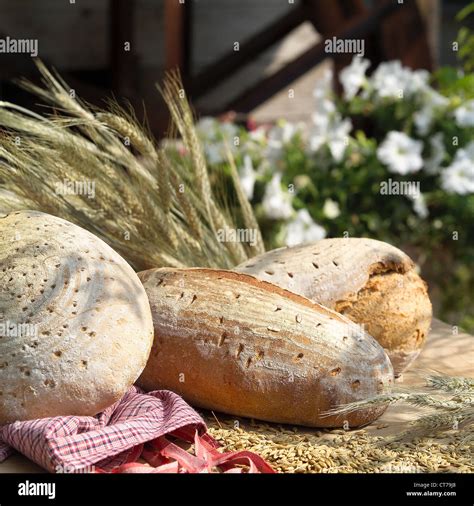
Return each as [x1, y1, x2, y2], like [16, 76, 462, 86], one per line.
[0, 210, 154, 424]
[236, 238, 416, 307]
[236, 238, 432, 375]
[137, 267, 394, 428]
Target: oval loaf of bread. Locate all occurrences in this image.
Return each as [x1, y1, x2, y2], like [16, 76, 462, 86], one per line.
[137, 268, 394, 428]
[0, 210, 154, 424]
[236, 238, 432, 375]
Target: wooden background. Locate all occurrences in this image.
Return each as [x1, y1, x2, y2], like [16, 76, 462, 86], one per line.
[0, 0, 448, 136]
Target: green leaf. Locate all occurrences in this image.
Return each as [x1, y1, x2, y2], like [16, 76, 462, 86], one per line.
[456, 1, 474, 21]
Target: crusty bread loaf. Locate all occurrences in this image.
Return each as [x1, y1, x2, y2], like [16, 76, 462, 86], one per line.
[236, 238, 432, 375]
[0, 210, 154, 424]
[137, 267, 394, 428]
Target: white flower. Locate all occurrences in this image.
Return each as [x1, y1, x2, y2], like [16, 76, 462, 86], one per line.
[422, 87, 449, 109]
[407, 192, 428, 219]
[238, 155, 256, 200]
[248, 126, 267, 143]
[441, 141, 474, 194]
[309, 118, 352, 162]
[243, 127, 268, 159]
[414, 88, 449, 136]
[323, 199, 340, 219]
[197, 117, 239, 164]
[414, 107, 434, 135]
[205, 143, 225, 164]
[441, 157, 474, 194]
[369, 61, 429, 99]
[312, 71, 336, 122]
[261, 173, 293, 220]
[268, 122, 299, 145]
[285, 209, 326, 247]
[377, 131, 423, 174]
[311, 99, 336, 129]
[219, 122, 239, 139]
[309, 68, 352, 162]
[454, 141, 474, 162]
[196, 116, 218, 137]
[370, 61, 408, 99]
[424, 133, 446, 174]
[266, 121, 300, 161]
[327, 119, 352, 161]
[454, 99, 474, 127]
[312, 68, 336, 128]
[339, 56, 370, 100]
[313, 68, 334, 100]
[407, 69, 430, 95]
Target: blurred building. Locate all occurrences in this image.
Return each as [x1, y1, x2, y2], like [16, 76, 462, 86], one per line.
[0, 0, 470, 137]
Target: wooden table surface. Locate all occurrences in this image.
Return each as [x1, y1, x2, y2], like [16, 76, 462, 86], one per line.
[1, 318, 472, 473]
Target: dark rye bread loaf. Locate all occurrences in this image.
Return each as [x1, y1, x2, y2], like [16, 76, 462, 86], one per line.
[137, 268, 394, 428]
[236, 238, 433, 376]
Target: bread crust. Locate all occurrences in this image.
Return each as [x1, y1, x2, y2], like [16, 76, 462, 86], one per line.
[0, 210, 154, 423]
[236, 238, 433, 375]
[138, 267, 394, 428]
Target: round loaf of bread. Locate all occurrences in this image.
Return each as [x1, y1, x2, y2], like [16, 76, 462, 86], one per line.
[236, 238, 432, 376]
[0, 210, 154, 424]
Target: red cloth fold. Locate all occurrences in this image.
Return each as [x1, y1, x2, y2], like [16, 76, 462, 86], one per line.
[0, 387, 274, 474]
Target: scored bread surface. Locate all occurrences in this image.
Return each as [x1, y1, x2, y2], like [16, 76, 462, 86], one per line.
[236, 238, 414, 307]
[138, 267, 394, 428]
[0, 210, 154, 423]
[236, 238, 432, 374]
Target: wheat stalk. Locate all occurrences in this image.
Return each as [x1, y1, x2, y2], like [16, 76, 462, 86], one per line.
[325, 374, 474, 440]
[427, 375, 474, 393]
[0, 60, 263, 271]
[159, 71, 216, 232]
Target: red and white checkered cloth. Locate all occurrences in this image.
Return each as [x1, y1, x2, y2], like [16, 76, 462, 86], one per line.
[0, 387, 274, 474]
